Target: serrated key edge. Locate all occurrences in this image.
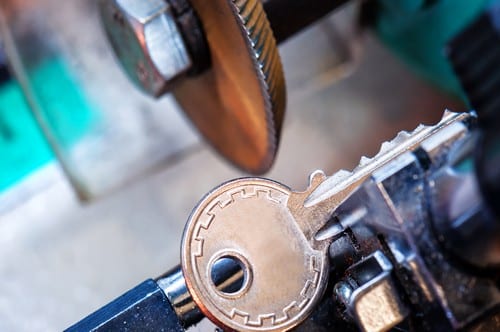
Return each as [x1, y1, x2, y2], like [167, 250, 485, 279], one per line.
[304, 110, 469, 208]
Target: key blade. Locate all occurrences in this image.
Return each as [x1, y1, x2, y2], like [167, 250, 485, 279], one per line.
[304, 110, 469, 210]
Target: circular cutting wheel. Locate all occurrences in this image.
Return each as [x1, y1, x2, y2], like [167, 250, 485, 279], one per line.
[173, 0, 286, 174]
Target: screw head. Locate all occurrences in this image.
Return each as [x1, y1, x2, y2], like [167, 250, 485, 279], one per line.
[100, 0, 192, 97]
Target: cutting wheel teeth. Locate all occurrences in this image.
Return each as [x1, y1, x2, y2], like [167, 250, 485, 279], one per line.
[232, 0, 286, 135]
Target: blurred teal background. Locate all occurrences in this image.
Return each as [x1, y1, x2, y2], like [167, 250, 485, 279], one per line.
[0, 58, 94, 192]
[375, 0, 490, 99]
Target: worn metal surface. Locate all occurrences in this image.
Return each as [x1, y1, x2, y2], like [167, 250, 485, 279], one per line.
[99, 0, 192, 97]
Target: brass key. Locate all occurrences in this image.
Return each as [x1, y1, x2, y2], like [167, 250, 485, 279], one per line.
[181, 175, 330, 332]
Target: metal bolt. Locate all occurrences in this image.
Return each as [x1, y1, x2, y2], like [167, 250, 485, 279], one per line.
[334, 281, 354, 308]
[99, 0, 192, 97]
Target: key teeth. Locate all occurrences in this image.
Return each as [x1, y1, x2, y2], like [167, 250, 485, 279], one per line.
[360, 110, 461, 171]
[356, 110, 461, 171]
[376, 140, 395, 157]
[415, 124, 426, 132]
[305, 109, 467, 209]
[353, 156, 372, 172]
[359, 156, 371, 166]
[371, 116, 445, 161]
[405, 109, 457, 137]
[394, 131, 410, 142]
[442, 109, 454, 119]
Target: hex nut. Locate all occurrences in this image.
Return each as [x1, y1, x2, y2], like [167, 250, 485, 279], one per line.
[100, 0, 192, 97]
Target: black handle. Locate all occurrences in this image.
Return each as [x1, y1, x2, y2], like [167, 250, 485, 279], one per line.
[263, 0, 349, 43]
[0, 43, 10, 85]
[66, 279, 184, 332]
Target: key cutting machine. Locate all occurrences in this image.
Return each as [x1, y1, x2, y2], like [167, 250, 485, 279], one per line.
[66, 1, 500, 331]
[0, 0, 498, 331]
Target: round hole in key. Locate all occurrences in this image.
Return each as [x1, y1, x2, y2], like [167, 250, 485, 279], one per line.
[210, 254, 250, 297]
